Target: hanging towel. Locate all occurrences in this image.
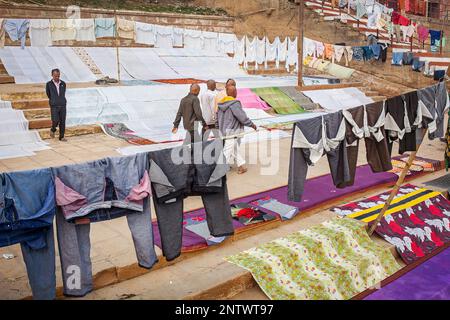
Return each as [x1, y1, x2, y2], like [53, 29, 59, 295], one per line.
[345, 46, 353, 63]
[234, 36, 245, 64]
[429, 30, 442, 46]
[278, 37, 288, 63]
[155, 25, 174, 48]
[50, 19, 76, 41]
[203, 31, 219, 53]
[184, 29, 203, 49]
[29, 19, 52, 47]
[265, 37, 279, 68]
[173, 27, 183, 47]
[244, 36, 257, 68]
[117, 19, 135, 40]
[4, 19, 30, 48]
[134, 22, 155, 46]
[352, 46, 364, 61]
[324, 43, 334, 60]
[416, 25, 429, 42]
[356, 2, 367, 19]
[94, 18, 116, 38]
[218, 33, 235, 54]
[75, 19, 96, 42]
[303, 37, 316, 57]
[333, 45, 345, 63]
[255, 36, 266, 67]
[286, 37, 298, 72]
[0, 19, 5, 48]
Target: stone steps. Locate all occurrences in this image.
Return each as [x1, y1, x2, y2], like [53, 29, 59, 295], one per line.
[38, 124, 103, 140]
[0, 75, 15, 84]
[11, 99, 49, 110]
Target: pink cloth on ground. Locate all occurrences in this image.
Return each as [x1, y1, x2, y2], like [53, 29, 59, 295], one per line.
[237, 88, 271, 110]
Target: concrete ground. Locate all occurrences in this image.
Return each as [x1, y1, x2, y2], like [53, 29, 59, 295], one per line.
[0, 128, 446, 300]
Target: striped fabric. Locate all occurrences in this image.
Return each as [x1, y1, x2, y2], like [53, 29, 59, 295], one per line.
[226, 217, 400, 300]
[251, 87, 306, 115]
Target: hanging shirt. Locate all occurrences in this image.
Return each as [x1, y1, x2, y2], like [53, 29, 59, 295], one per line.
[4, 19, 30, 48]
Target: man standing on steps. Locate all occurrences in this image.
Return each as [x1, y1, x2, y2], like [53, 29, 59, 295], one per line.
[46, 68, 67, 141]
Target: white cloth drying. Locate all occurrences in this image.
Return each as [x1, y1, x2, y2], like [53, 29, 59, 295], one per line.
[265, 37, 279, 68]
[255, 36, 266, 68]
[286, 37, 298, 72]
[154, 25, 173, 48]
[234, 36, 245, 64]
[29, 19, 52, 47]
[184, 29, 203, 49]
[135, 22, 156, 46]
[202, 31, 219, 53]
[173, 27, 184, 47]
[218, 33, 235, 54]
[244, 36, 257, 68]
[75, 19, 96, 42]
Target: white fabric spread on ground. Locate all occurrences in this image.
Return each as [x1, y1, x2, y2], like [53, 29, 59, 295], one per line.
[301, 87, 374, 111]
[0, 100, 50, 160]
[86, 47, 246, 81]
[0, 46, 97, 83]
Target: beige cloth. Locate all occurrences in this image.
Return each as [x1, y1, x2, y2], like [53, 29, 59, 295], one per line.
[50, 19, 76, 41]
[117, 19, 135, 39]
[0, 19, 5, 48]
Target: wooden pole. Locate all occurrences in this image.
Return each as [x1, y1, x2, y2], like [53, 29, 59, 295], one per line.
[368, 129, 428, 235]
[114, 10, 121, 82]
[298, 0, 304, 87]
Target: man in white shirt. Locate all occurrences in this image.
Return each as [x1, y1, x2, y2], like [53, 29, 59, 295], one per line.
[200, 79, 218, 138]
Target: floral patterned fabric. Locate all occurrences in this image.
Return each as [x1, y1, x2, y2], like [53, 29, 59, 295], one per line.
[373, 194, 450, 264]
[226, 218, 400, 300]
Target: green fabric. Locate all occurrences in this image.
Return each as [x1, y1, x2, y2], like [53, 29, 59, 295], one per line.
[226, 217, 401, 300]
[325, 63, 355, 79]
[251, 87, 306, 115]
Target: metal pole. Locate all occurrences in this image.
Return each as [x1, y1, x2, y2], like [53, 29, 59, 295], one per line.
[298, 0, 304, 87]
[368, 129, 428, 235]
[114, 9, 121, 82]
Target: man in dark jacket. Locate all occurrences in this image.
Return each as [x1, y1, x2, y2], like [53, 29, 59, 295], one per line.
[172, 83, 206, 144]
[46, 68, 67, 141]
[216, 85, 257, 174]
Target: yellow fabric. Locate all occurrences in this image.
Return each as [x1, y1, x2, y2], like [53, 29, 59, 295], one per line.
[50, 19, 76, 41]
[214, 90, 227, 112]
[219, 96, 235, 103]
[348, 188, 442, 223]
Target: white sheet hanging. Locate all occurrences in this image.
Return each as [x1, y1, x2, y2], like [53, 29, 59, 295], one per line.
[234, 36, 245, 64]
[265, 37, 279, 68]
[134, 22, 156, 46]
[184, 29, 203, 49]
[286, 37, 298, 72]
[155, 25, 173, 48]
[75, 19, 96, 42]
[244, 36, 257, 68]
[278, 37, 288, 63]
[173, 27, 184, 47]
[202, 31, 219, 54]
[50, 19, 76, 41]
[117, 19, 135, 40]
[218, 33, 235, 54]
[255, 37, 266, 68]
[301, 87, 374, 111]
[29, 19, 52, 47]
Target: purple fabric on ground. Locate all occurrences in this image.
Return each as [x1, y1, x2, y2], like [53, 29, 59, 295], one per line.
[364, 248, 450, 300]
[152, 163, 397, 250]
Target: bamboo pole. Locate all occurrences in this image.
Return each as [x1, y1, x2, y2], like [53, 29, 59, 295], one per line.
[298, 0, 304, 87]
[114, 10, 121, 82]
[368, 129, 428, 235]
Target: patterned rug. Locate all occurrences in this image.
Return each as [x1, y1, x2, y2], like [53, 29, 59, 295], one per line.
[251, 87, 306, 115]
[101, 123, 154, 145]
[225, 217, 401, 300]
[153, 78, 206, 85]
